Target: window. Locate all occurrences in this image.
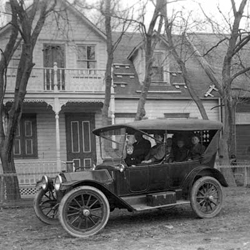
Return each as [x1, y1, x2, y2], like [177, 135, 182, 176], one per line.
[77, 45, 96, 68]
[152, 52, 163, 82]
[11, 44, 22, 67]
[14, 114, 38, 158]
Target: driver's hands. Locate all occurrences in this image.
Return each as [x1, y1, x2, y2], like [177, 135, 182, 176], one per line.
[126, 144, 134, 155]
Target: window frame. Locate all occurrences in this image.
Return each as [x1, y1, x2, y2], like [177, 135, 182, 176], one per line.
[151, 52, 164, 82]
[77, 44, 96, 69]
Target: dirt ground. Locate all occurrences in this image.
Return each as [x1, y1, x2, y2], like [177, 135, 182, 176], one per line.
[0, 187, 250, 250]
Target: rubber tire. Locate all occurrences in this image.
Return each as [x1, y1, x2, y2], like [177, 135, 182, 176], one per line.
[59, 186, 110, 238]
[190, 176, 224, 218]
[33, 189, 59, 225]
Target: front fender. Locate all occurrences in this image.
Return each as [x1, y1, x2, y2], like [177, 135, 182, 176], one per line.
[182, 166, 228, 199]
[60, 179, 134, 212]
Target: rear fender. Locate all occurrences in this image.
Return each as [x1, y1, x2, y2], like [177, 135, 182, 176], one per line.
[182, 166, 228, 199]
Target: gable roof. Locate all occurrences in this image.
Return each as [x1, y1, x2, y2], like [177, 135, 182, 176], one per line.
[112, 32, 220, 99]
[112, 32, 250, 99]
[0, 0, 107, 41]
[62, 0, 106, 41]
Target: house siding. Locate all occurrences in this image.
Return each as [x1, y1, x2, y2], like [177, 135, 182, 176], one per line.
[115, 99, 220, 121]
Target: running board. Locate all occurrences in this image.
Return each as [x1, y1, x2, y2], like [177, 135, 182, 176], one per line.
[131, 200, 190, 212]
[121, 191, 190, 212]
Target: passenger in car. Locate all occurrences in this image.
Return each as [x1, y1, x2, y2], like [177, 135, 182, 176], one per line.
[172, 138, 189, 162]
[142, 132, 166, 164]
[189, 135, 206, 160]
[164, 137, 174, 163]
[125, 132, 151, 166]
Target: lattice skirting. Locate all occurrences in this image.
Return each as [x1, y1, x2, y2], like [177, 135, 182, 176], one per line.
[19, 185, 37, 198]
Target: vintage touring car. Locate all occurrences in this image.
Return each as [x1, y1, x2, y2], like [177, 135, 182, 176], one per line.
[34, 118, 228, 238]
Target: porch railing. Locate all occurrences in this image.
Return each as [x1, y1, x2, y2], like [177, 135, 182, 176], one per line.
[6, 63, 106, 92]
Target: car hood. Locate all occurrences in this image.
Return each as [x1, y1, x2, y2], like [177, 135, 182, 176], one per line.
[61, 169, 113, 186]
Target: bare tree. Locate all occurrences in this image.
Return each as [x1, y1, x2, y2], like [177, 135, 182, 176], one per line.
[159, 0, 250, 185]
[135, 0, 165, 120]
[78, 0, 133, 126]
[193, 0, 250, 162]
[0, 0, 56, 200]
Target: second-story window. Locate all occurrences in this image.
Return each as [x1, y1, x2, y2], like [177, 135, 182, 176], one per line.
[77, 45, 96, 69]
[152, 52, 164, 82]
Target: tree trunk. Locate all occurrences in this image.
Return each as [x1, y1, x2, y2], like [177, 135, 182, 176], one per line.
[0, 154, 21, 200]
[0, 0, 56, 200]
[102, 0, 113, 127]
[163, 18, 209, 120]
[135, 0, 164, 120]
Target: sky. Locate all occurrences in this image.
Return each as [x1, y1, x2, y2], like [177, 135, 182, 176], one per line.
[121, 0, 250, 33]
[0, 0, 249, 32]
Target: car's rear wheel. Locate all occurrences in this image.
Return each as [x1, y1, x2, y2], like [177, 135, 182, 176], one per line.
[33, 189, 59, 224]
[190, 176, 223, 218]
[59, 186, 110, 238]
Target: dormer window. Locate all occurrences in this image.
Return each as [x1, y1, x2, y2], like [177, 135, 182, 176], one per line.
[77, 45, 96, 69]
[152, 52, 164, 82]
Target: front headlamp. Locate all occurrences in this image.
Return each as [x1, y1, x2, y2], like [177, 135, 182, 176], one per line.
[41, 175, 49, 190]
[54, 174, 62, 191]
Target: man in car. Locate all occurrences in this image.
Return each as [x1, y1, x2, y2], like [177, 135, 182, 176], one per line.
[142, 132, 166, 164]
[172, 138, 189, 162]
[189, 135, 206, 160]
[125, 132, 151, 166]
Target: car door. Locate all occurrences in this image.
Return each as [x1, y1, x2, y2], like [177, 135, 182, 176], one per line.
[126, 165, 149, 193]
[148, 163, 170, 192]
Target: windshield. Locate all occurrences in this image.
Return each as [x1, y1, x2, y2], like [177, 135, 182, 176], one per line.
[99, 127, 127, 160]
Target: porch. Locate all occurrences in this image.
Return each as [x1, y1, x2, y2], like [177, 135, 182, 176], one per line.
[6, 63, 106, 93]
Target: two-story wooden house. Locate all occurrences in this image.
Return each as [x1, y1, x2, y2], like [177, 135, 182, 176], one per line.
[1, 0, 110, 188]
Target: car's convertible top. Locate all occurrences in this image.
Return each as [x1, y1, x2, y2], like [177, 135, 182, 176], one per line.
[92, 118, 223, 136]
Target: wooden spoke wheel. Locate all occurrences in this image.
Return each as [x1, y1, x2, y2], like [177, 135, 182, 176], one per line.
[191, 176, 224, 218]
[33, 189, 59, 225]
[59, 186, 110, 238]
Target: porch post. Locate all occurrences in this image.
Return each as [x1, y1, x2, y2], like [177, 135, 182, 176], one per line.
[54, 98, 61, 171]
[53, 62, 58, 92]
[55, 112, 61, 171]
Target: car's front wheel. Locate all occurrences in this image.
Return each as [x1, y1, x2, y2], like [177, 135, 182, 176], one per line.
[59, 186, 110, 238]
[190, 176, 224, 218]
[33, 189, 59, 225]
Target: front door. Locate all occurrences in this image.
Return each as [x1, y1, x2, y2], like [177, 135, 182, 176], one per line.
[65, 113, 96, 170]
